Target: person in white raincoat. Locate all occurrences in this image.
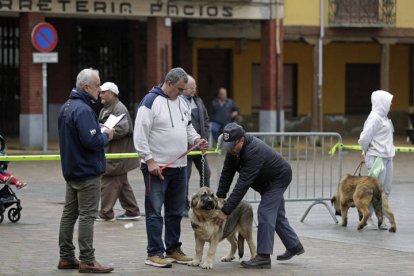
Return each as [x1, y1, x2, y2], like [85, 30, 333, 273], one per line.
[358, 90, 395, 230]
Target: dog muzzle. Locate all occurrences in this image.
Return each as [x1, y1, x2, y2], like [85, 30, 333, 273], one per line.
[201, 197, 216, 210]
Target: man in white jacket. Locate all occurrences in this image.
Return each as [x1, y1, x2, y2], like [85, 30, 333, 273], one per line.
[358, 90, 395, 230]
[134, 67, 208, 268]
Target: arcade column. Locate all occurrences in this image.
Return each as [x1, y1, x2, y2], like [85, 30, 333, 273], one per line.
[19, 13, 45, 148]
[260, 19, 284, 132]
[147, 17, 172, 89]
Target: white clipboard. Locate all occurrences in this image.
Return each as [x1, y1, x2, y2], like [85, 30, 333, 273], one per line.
[101, 113, 125, 133]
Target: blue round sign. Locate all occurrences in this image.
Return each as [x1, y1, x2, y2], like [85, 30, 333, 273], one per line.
[31, 22, 58, 52]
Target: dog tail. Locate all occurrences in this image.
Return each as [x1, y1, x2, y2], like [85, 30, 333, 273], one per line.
[238, 233, 245, 259]
[372, 185, 383, 226]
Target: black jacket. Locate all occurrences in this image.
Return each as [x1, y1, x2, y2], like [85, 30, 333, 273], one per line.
[216, 135, 292, 215]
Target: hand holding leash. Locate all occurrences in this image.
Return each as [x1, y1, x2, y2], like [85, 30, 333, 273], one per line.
[195, 138, 209, 152]
[147, 159, 164, 180]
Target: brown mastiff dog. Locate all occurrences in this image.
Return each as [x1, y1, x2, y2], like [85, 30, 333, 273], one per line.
[331, 174, 396, 232]
[188, 187, 257, 269]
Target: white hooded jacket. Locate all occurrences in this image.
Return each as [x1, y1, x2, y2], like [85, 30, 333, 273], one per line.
[358, 90, 395, 158]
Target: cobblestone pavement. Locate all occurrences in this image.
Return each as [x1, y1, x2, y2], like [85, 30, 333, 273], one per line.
[1, 136, 414, 275]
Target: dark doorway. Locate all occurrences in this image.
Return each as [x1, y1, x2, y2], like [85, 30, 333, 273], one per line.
[197, 49, 232, 111]
[284, 63, 298, 117]
[71, 20, 136, 113]
[0, 18, 20, 136]
[345, 63, 380, 115]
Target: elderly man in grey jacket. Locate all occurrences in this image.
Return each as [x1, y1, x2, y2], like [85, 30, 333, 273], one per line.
[181, 75, 211, 216]
[96, 82, 141, 222]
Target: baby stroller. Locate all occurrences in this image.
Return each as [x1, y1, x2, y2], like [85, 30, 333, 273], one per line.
[0, 134, 22, 223]
[0, 181, 22, 223]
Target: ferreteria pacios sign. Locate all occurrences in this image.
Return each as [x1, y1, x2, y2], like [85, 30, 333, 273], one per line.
[0, 0, 276, 20]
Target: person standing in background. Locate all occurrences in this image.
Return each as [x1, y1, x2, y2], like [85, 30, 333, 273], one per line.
[181, 75, 211, 217]
[209, 87, 240, 143]
[57, 68, 114, 273]
[358, 90, 395, 230]
[96, 81, 141, 222]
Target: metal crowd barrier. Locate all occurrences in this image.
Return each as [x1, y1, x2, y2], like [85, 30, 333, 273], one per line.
[213, 132, 343, 223]
[0, 132, 343, 223]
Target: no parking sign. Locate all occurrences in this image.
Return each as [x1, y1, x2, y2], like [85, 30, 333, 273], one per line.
[31, 22, 58, 52]
[30, 22, 59, 152]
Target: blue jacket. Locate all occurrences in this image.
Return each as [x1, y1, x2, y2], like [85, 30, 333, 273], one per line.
[209, 98, 240, 125]
[58, 89, 109, 181]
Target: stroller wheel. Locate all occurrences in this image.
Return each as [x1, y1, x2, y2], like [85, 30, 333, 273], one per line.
[0, 214, 3, 223]
[8, 208, 20, 223]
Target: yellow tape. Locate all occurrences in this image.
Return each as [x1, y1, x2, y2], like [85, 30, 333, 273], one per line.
[0, 148, 221, 161]
[329, 143, 414, 155]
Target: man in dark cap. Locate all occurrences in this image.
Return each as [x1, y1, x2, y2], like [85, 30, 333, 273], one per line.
[213, 122, 304, 269]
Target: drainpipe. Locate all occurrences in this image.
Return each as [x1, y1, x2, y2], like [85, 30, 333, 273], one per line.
[276, 5, 281, 132]
[317, 0, 324, 131]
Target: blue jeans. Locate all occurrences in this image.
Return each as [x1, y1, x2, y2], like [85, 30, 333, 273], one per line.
[211, 121, 225, 143]
[141, 164, 187, 256]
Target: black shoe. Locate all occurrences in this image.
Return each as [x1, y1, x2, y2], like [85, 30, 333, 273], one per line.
[241, 254, 271, 269]
[277, 243, 305, 261]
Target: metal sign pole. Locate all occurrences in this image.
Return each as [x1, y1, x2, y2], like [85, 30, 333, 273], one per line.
[42, 62, 47, 152]
[31, 22, 58, 151]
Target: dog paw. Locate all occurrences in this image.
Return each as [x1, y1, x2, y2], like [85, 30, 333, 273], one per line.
[389, 226, 397, 233]
[201, 261, 214, 269]
[187, 260, 201, 267]
[221, 255, 235, 262]
[357, 224, 364, 230]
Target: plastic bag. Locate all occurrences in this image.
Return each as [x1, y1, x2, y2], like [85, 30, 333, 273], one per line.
[368, 157, 384, 178]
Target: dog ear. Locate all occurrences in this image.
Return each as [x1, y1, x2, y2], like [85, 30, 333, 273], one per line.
[191, 193, 199, 209]
[331, 196, 336, 206]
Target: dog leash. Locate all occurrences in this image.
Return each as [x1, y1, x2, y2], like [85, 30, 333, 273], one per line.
[145, 139, 205, 195]
[353, 161, 365, 176]
[159, 139, 204, 171]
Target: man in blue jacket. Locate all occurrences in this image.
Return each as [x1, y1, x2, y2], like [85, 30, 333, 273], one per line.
[57, 68, 114, 273]
[209, 87, 240, 143]
[213, 123, 304, 269]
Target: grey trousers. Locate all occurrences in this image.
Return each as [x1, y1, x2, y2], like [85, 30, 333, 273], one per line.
[99, 173, 140, 219]
[59, 176, 101, 263]
[257, 184, 301, 254]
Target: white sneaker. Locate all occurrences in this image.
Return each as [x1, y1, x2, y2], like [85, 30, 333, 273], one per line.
[379, 219, 388, 230]
[95, 215, 115, 222]
[365, 217, 377, 230]
[115, 214, 141, 221]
